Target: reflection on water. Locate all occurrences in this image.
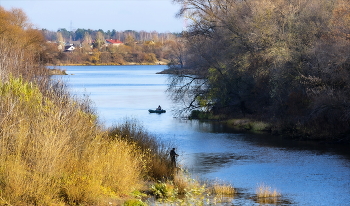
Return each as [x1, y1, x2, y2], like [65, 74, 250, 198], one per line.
[189, 153, 252, 173]
[59, 65, 350, 206]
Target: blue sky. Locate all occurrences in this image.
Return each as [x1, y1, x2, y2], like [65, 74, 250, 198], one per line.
[0, 0, 183, 32]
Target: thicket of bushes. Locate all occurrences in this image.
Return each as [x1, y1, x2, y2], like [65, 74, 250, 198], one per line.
[169, 0, 350, 140]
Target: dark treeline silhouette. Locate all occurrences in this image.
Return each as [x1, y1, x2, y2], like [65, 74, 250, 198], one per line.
[168, 0, 350, 141]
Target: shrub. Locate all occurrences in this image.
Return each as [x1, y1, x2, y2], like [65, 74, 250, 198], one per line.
[150, 182, 177, 199]
[189, 110, 211, 119]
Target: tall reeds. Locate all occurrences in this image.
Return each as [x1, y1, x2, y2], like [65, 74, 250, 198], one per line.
[108, 119, 175, 180]
[255, 183, 281, 204]
[256, 183, 281, 198]
[209, 179, 235, 196]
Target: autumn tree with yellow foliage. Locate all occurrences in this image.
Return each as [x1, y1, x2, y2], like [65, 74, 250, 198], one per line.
[0, 7, 47, 82]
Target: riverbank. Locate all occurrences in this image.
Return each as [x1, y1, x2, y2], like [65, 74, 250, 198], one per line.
[47, 60, 170, 67]
[189, 110, 272, 134]
[188, 110, 350, 144]
[229, 118, 350, 143]
[47, 62, 169, 76]
[48, 68, 68, 75]
[156, 66, 197, 75]
[51, 62, 168, 66]
[159, 65, 350, 144]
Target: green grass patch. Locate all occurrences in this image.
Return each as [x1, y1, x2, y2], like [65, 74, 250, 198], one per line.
[226, 119, 271, 132]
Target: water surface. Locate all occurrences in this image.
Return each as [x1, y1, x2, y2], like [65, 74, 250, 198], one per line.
[57, 65, 350, 206]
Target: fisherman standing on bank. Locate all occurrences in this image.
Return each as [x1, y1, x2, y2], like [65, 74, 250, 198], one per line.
[170, 148, 179, 167]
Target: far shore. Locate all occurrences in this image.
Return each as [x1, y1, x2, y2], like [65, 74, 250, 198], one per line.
[47, 60, 169, 67]
[47, 62, 170, 75]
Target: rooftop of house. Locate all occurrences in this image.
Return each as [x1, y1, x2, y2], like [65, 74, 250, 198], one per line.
[106, 39, 123, 44]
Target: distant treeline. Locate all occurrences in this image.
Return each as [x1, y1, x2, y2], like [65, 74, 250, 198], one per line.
[168, 0, 350, 141]
[43, 28, 180, 43]
[41, 28, 183, 65]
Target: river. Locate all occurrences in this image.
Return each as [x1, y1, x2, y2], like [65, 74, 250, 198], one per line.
[56, 65, 350, 206]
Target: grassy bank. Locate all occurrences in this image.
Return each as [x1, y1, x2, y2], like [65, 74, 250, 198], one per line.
[189, 110, 349, 142]
[0, 77, 176, 205]
[189, 110, 271, 133]
[188, 110, 350, 142]
[225, 119, 271, 132]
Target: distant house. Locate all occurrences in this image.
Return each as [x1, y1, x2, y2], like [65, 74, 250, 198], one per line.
[105, 39, 123, 46]
[64, 44, 75, 52]
[69, 40, 82, 48]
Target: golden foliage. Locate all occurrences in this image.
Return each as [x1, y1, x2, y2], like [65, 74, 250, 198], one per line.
[0, 76, 148, 205]
[0, 6, 47, 82]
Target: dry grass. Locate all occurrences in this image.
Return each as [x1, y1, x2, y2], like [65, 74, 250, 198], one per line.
[0, 77, 150, 205]
[173, 172, 190, 194]
[256, 183, 281, 198]
[108, 119, 174, 180]
[150, 173, 237, 205]
[173, 171, 204, 195]
[209, 179, 235, 196]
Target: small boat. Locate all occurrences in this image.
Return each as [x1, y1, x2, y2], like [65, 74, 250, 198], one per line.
[148, 109, 166, 113]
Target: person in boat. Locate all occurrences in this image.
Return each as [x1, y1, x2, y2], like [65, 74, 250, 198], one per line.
[170, 148, 179, 167]
[156, 105, 162, 110]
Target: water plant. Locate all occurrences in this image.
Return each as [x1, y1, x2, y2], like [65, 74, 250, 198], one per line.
[209, 179, 235, 196]
[255, 183, 281, 204]
[256, 183, 281, 198]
